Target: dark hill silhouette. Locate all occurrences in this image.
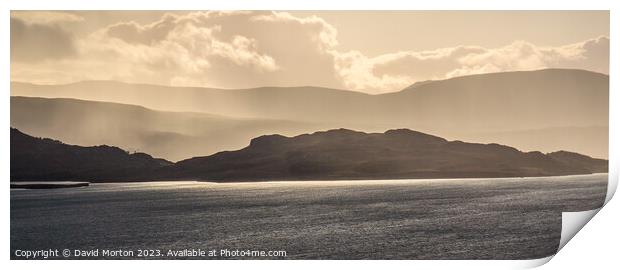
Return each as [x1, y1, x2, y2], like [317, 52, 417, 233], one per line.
[11, 128, 607, 182]
[167, 128, 608, 181]
[10, 128, 172, 181]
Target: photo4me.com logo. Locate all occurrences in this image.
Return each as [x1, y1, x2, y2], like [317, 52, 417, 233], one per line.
[13, 248, 287, 259]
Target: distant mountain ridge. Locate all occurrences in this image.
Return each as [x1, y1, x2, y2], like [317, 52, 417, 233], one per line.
[10, 96, 336, 161]
[11, 69, 610, 159]
[11, 69, 608, 130]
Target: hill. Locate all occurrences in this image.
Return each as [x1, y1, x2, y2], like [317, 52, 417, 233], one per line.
[10, 96, 338, 161]
[11, 69, 609, 158]
[166, 128, 608, 181]
[10, 128, 172, 181]
[11, 128, 607, 182]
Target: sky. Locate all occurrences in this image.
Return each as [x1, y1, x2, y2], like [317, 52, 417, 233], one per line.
[10, 11, 609, 94]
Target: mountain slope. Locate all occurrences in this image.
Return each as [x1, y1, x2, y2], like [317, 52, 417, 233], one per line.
[10, 81, 374, 121]
[456, 126, 608, 160]
[166, 128, 608, 181]
[12, 69, 608, 129]
[10, 96, 344, 161]
[10, 128, 172, 181]
[378, 69, 608, 131]
[11, 69, 609, 158]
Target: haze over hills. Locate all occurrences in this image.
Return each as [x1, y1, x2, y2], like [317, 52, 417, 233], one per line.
[10, 128, 607, 182]
[11, 69, 608, 130]
[378, 69, 607, 135]
[11, 96, 343, 161]
[11, 81, 374, 120]
[456, 126, 608, 160]
[11, 69, 609, 159]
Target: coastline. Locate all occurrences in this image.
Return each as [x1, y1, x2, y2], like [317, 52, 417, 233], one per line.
[9, 173, 608, 187]
[10, 182, 90, 189]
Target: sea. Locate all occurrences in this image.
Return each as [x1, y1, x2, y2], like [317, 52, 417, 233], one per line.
[10, 174, 607, 260]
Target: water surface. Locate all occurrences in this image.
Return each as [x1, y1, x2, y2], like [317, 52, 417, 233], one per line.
[11, 174, 607, 259]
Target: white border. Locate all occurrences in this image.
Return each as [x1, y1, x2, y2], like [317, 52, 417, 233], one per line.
[0, 0, 617, 10]
[2, 1, 618, 269]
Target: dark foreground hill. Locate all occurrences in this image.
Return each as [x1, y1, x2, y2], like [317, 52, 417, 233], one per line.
[11, 128, 607, 182]
[10, 128, 172, 181]
[167, 128, 608, 181]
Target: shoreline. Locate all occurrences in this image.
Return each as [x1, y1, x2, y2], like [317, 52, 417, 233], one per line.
[193, 172, 609, 184]
[10, 182, 90, 189]
[9, 173, 607, 187]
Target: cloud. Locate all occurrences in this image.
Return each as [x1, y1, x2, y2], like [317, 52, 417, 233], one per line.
[334, 46, 489, 91]
[456, 37, 609, 75]
[10, 11, 84, 25]
[105, 13, 177, 45]
[10, 11, 609, 93]
[336, 37, 609, 93]
[80, 11, 341, 89]
[544, 36, 609, 74]
[10, 17, 77, 63]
